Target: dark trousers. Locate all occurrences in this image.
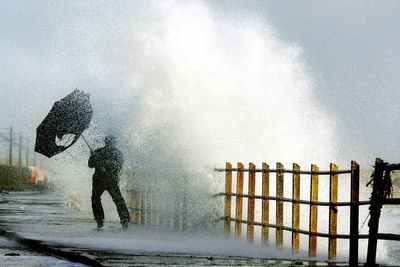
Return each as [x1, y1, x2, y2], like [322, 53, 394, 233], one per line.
[91, 178, 130, 226]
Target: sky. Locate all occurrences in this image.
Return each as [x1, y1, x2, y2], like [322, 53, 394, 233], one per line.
[0, 0, 399, 167]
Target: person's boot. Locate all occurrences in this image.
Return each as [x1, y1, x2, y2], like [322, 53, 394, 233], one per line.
[97, 221, 104, 229]
[121, 219, 129, 229]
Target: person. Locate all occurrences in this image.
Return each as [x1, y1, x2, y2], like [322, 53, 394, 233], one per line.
[88, 136, 130, 229]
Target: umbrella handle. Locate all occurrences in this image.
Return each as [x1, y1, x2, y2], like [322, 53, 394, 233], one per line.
[81, 134, 93, 152]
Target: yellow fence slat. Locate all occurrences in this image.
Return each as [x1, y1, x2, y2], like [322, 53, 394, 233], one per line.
[262, 162, 269, 245]
[329, 163, 338, 259]
[247, 162, 256, 241]
[309, 164, 319, 257]
[224, 162, 232, 235]
[276, 162, 284, 249]
[235, 162, 244, 238]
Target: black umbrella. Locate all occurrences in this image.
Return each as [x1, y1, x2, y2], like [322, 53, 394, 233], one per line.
[35, 89, 93, 158]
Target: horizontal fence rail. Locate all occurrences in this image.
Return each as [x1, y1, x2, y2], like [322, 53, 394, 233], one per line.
[215, 167, 352, 175]
[214, 192, 372, 206]
[216, 161, 360, 264]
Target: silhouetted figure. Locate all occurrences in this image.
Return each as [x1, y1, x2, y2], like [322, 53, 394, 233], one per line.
[88, 136, 130, 229]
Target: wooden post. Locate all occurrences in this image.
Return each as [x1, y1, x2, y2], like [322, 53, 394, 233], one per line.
[262, 162, 270, 245]
[276, 162, 284, 249]
[235, 162, 244, 238]
[182, 178, 188, 231]
[309, 164, 319, 257]
[224, 162, 232, 235]
[349, 161, 360, 266]
[18, 134, 22, 167]
[247, 162, 256, 241]
[328, 163, 338, 259]
[292, 163, 300, 253]
[140, 184, 146, 225]
[9, 127, 12, 166]
[173, 191, 180, 230]
[25, 138, 29, 167]
[147, 186, 152, 225]
[128, 178, 140, 224]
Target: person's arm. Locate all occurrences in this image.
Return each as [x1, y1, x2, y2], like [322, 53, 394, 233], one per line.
[88, 150, 98, 168]
[116, 150, 124, 173]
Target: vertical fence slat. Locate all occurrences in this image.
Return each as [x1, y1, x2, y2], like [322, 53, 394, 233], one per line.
[235, 162, 244, 238]
[292, 163, 300, 253]
[367, 158, 384, 266]
[224, 162, 232, 235]
[329, 163, 338, 259]
[147, 187, 152, 225]
[182, 179, 188, 231]
[276, 162, 284, 249]
[140, 185, 146, 225]
[309, 164, 319, 257]
[247, 162, 256, 241]
[262, 162, 270, 245]
[349, 161, 360, 266]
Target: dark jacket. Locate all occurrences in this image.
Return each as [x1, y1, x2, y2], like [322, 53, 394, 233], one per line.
[88, 145, 123, 184]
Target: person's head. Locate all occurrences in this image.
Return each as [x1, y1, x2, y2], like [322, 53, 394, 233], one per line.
[105, 135, 116, 147]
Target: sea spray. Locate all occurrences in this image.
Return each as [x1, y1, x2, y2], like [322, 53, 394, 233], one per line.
[39, 0, 350, 258]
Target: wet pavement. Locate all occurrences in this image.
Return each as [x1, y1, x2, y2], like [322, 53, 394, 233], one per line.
[0, 190, 355, 266]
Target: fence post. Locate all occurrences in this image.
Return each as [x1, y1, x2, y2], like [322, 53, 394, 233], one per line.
[276, 162, 284, 249]
[140, 184, 146, 225]
[349, 161, 360, 265]
[128, 177, 140, 224]
[224, 162, 232, 235]
[329, 163, 338, 259]
[182, 178, 188, 231]
[235, 162, 244, 238]
[309, 164, 319, 257]
[292, 163, 300, 253]
[9, 127, 13, 166]
[247, 162, 256, 241]
[262, 162, 270, 245]
[367, 158, 384, 266]
[25, 138, 29, 167]
[18, 134, 22, 167]
[147, 185, 153, 226]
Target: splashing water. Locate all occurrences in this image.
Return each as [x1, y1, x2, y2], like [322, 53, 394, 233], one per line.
[45, 0, 338, 235]
[26, 0, 377, 260]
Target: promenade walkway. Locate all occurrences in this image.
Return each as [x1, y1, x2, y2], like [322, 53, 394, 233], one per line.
[0, 190, 349, 266]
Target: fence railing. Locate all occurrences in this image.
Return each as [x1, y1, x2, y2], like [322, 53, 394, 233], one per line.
[215, 161, 360, 264]
[124, 176, 189, 231]
[215, 160, 400, 265]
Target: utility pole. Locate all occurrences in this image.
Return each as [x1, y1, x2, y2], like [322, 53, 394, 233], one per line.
[18, 134, 22, 167]
[9, 127, 13, 166]
[25, 138, 29, 167]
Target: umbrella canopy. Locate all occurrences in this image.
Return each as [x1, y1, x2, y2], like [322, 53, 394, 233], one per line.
[35, 89, 93, 158]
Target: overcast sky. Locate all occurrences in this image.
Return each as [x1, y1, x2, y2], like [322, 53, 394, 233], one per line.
[1, 0, 399, 166]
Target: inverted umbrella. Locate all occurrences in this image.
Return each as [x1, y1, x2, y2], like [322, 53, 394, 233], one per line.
[35, 89, 93, 158]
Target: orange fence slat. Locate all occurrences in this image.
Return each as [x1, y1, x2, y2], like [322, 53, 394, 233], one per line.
[224, 162, 232, 235]
[235, 162, 244, 238]
[247, 162, 256, 241]
[329, 163, 338, 259]
[262, 162, 270, 245]
[276, 162, 284, 249]
[309, 164, 319, 257]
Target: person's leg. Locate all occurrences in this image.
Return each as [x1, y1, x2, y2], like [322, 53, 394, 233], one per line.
[91, 183, 105, 228]
[108, 185, 130, 228]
